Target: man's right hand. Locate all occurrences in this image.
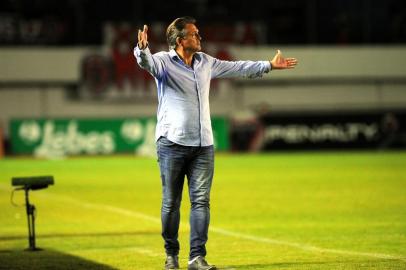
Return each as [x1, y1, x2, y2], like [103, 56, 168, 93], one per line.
[138, 24, 148, 49]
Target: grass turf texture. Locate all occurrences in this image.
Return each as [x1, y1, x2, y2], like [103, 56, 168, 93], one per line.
[0, 152, 405, 269]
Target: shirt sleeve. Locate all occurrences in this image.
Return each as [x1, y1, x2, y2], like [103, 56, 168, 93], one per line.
[210, 56, 271, 79]
[134, 46, 165, 79]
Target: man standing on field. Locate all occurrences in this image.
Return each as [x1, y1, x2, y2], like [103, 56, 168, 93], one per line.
[134, 16, 297, 270]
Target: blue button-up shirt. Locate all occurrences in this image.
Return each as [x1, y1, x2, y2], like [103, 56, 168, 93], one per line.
[134, 46, 271, 146]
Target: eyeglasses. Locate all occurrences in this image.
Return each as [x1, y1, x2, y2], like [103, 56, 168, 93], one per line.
[182, 32, 202, 40]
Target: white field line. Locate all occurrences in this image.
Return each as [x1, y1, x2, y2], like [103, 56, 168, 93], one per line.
[1, 184, 405, 262]
[210, 227, 406, 262]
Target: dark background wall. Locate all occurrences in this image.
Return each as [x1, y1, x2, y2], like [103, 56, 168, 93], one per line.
[1, 0, 406, 46]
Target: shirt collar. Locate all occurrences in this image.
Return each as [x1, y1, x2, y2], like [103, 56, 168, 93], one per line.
[169, 49, 179, 59]
[169, 49, 201, 62]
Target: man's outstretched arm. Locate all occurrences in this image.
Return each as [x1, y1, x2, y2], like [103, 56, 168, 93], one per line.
[210, 49, 298, 79]
[134, 24, 165, 78]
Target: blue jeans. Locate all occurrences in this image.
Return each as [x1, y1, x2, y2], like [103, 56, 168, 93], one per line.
[156, 137, 214, 260]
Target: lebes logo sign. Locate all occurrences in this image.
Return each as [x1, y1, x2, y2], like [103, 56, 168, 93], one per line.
[10, 119, 151, 158]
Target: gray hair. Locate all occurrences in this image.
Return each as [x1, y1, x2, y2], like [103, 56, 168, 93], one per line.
[166, 16, 196, 50]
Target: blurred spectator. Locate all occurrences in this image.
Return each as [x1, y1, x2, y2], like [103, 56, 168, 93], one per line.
[110, 24, 139, 91]
[0, 122, 4, 158]
[379, 112, 400, 149]
[230, 109, 265, 152]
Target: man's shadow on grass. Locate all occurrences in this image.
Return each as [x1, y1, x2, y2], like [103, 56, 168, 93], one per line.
[0, 249, 118, 270]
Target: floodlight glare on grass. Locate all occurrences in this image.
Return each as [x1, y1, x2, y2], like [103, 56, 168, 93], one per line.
[11, 176, 54, 251]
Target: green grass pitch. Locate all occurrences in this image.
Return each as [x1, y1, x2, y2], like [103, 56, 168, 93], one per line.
[1, 151, 405, 269]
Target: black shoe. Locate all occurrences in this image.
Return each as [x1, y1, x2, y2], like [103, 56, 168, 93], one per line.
[187, 256, 216, 270]
[164, 255, 179, 270]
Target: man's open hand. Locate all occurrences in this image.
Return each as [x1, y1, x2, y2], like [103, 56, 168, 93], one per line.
[138, 25, 148, 49]
[270, 50, 298, 70]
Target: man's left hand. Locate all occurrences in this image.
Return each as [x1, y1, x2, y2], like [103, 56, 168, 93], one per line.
[270, 50, 298, 70]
